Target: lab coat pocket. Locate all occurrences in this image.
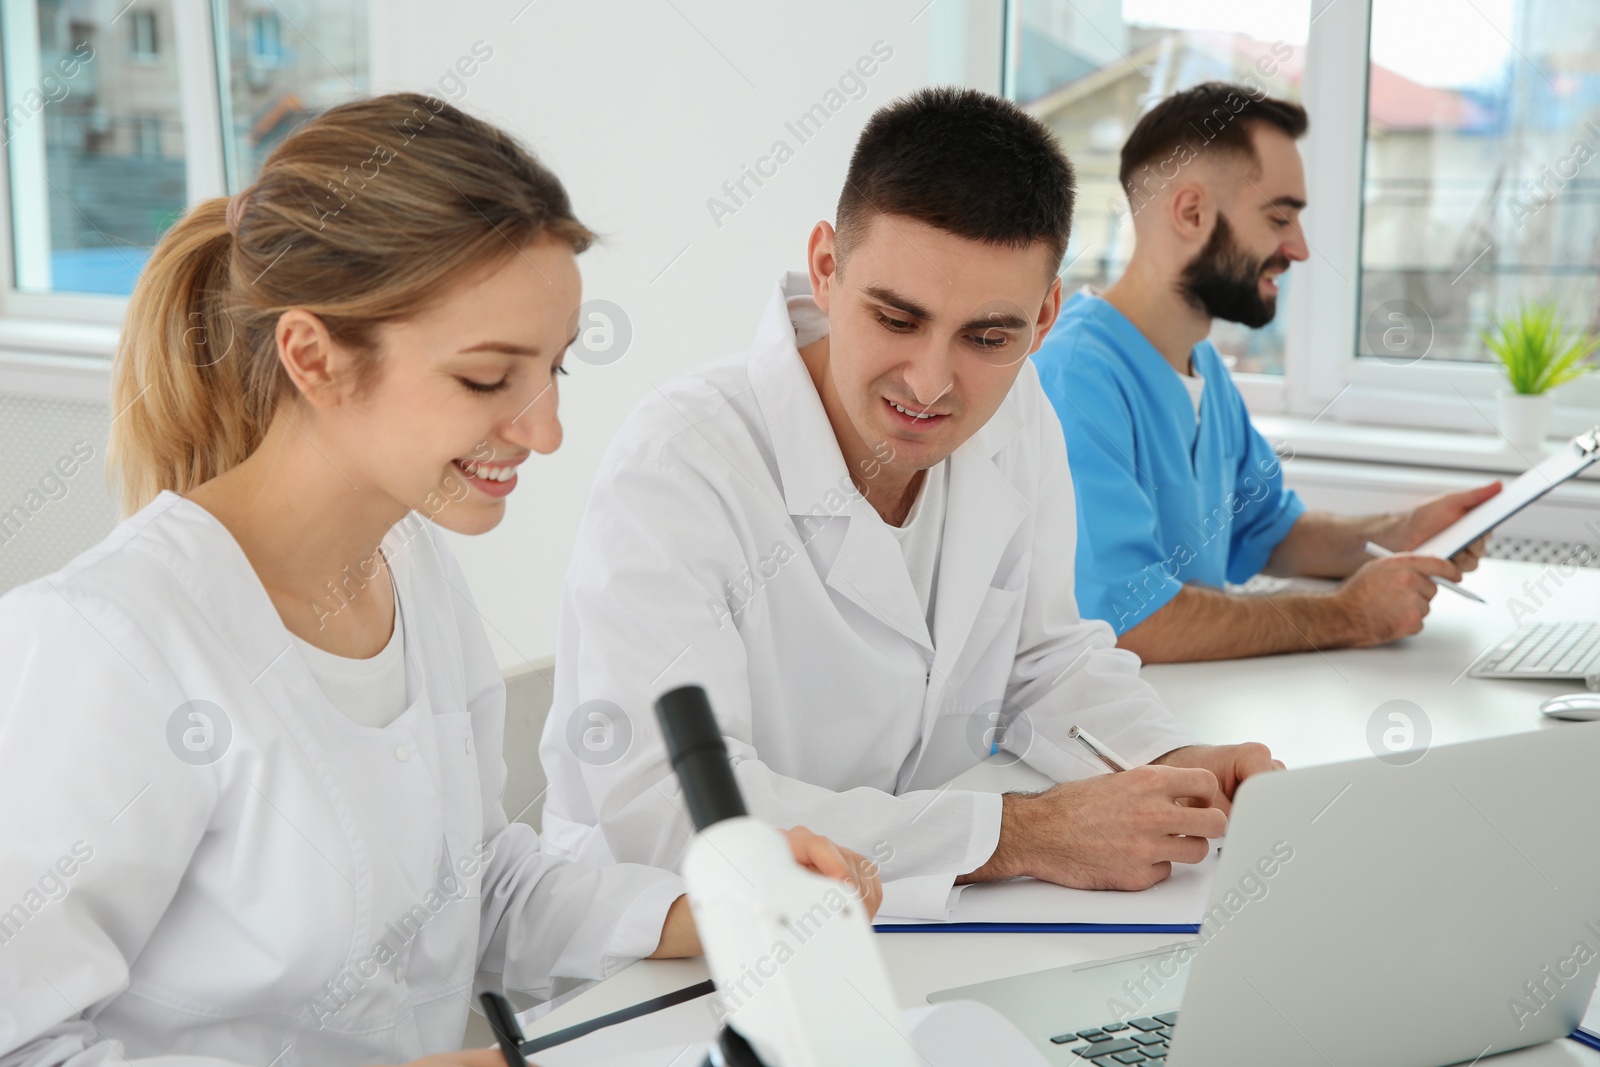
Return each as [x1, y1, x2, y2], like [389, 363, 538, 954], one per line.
[967, 583, 1025, 661]
[946, 583, 1026, 698]
[428, 712, 487, 900]
[974, 583, 1023, 619]
[404, 712, 488, 1005]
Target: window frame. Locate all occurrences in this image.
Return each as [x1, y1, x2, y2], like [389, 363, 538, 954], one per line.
[0, 0, 297, 328]
[990, 0, 1600, 435]
[130, 10, 160, 62]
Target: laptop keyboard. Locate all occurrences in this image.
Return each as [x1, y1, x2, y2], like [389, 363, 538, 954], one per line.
[1471, 621, 1600, 678]
[1050, 1011, 1178, 1063]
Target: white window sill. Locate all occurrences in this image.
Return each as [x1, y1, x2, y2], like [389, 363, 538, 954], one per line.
[0, 322, 117, 404]
[1254, 415, 1600, 482]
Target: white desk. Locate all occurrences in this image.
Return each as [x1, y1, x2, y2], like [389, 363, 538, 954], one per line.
[1147, 558, 1598, 769]
[520, 559, 1600, 1064]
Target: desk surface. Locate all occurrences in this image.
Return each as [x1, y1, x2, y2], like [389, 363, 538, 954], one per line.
[521, 560, 1600, 1064]
[1147, 557, 1596, 768]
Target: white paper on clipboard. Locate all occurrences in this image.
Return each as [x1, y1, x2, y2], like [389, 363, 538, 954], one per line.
[1414, 427, 1600, 560]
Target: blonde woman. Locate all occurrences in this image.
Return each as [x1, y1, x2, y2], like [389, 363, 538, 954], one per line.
[0, 93, 878, 1067]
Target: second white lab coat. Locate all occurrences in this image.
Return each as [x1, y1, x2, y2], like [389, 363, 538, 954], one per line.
[540, 273, 1196, 908]
[0, 492, 683, 1067]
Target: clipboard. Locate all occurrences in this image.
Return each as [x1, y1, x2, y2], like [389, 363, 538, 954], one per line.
[1414, 427, 1600, 560]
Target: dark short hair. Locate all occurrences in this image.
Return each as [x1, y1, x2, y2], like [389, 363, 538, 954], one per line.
[836, 86, 1076, 271]
[1119, 82, 1307, 200]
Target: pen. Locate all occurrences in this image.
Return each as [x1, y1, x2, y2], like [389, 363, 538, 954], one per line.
[1069, 726, 1224, 856]
[1067, 724, 1134, 772]
[1362, 542, 1487, 604]
[479, 991, 530, 1067]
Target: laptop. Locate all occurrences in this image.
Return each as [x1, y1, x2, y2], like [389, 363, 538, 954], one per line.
[929, 724, 1600, 1066]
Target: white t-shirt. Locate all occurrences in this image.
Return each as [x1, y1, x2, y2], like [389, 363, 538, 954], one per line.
[1180, 364, 1205, 423]
[292, 583, 408, 728]
[889, 460, 949, 631]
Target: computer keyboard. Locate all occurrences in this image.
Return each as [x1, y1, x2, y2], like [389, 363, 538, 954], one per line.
[1050, 1010, 1178, 1063]
[1468, 621, 1600, 682]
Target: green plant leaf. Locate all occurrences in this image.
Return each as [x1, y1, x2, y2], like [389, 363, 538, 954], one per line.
[1481, 300, 1600, 395]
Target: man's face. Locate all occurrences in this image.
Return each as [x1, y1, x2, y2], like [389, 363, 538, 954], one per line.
[1180, 125, 1308, 327]
[809, 214, 1062, 477]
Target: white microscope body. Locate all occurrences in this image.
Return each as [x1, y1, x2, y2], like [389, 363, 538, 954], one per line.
[655, 685, 1048, 1067]
[683, 814, 914, 1067]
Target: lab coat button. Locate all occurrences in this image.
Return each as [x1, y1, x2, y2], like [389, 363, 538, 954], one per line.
[395, 746, 409, 762]
[395, 965, 405, 982]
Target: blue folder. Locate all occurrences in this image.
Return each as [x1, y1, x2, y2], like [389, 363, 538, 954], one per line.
[874, 921, 1202, 934]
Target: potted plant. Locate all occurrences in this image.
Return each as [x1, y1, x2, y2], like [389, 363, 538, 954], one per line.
[1481, 300, 1599, 451]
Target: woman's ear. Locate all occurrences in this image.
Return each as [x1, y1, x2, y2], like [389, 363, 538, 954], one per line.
[276, 309, 349, 408]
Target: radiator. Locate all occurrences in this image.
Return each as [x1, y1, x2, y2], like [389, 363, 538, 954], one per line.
[0, 394, 117, 594]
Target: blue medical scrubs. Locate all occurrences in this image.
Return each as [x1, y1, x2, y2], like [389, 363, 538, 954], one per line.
[1032, 291, 1305, 634]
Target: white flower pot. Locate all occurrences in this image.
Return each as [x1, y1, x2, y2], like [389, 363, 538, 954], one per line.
[1496, 390, 1554, 452]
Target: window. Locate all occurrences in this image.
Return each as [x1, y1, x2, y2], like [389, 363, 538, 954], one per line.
[221, 2, 368, 186]
[0, 0, 367, 306]
[998, 0, 1600, 435]
[246, 12, 283, 65]
[1007, 0, 1310, 376]
[1358, 0, 1600, 369]
[130, 10, 159, 61]
[3, 1, 184, 296]
[133, 115, 166, 159]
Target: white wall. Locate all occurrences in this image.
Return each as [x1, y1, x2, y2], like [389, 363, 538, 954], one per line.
[370, 1, 966, 668]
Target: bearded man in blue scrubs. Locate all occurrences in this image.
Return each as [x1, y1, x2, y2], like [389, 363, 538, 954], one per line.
[1033, 83, 1500, 662]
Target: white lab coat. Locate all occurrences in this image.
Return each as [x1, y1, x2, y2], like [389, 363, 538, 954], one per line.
[0, 492, 683, 1067]
[540, 272, 1196, 911]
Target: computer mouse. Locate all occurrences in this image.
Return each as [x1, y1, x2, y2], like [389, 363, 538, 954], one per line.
[1540, 693, 1600, 721]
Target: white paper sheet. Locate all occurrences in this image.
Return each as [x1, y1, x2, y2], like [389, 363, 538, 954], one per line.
[874, 847, 1220, 927]
[520, 993, 719, 1066]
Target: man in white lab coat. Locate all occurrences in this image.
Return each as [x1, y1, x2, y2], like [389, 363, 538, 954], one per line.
[540, 87, 1281, 914]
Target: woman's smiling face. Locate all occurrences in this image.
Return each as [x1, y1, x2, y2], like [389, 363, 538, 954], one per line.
[333, 234, 582, 536]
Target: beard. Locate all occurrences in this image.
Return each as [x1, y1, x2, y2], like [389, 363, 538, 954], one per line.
[1179, 212, 1288, 328]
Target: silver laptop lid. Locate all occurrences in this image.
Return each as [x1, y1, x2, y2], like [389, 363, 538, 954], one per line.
[1169, 723, 1600, 1067]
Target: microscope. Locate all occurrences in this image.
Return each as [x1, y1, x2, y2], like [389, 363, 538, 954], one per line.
[656, 684, 915, 1067]
[655, 685, 1050, 1067]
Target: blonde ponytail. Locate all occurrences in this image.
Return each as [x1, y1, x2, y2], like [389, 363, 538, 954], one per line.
[110, 196, 270, 513]
[108, 92, 595, 514]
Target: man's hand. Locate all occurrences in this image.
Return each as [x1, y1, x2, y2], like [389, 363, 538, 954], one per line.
[961, 765, 1228, 890]
[1332, 553, 1463, 647]
[1149, 742, 1283, 814]
[1380, 481, 1501, 572]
